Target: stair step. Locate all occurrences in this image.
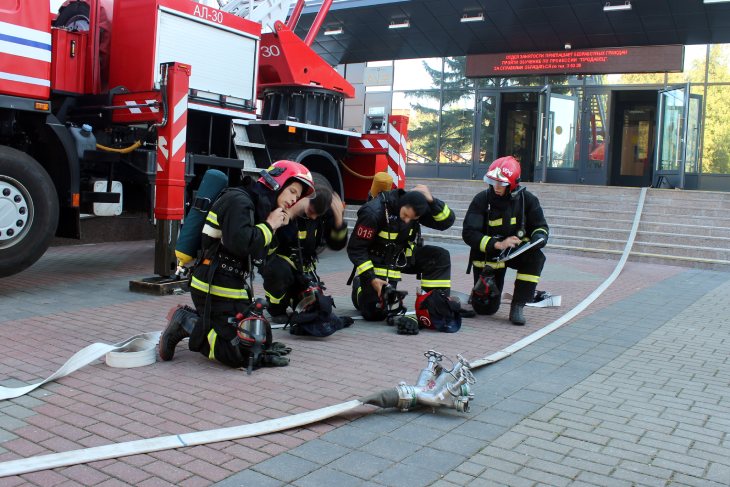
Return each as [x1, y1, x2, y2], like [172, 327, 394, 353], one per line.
[345, 180, 730, 269]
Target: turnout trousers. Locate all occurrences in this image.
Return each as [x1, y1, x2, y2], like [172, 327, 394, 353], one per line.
[261, 255, 299, 316]
[190, 289, 272, 368]
[472, 249, 546, 314]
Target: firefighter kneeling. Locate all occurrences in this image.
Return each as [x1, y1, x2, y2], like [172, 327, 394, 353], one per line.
[260, 184, 351, 337]
[462, 156, 549, 325]
[159, 161, 315, 369]
[347, 184, 463, 333]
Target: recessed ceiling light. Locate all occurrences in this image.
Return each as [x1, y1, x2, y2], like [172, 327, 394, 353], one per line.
[324, 27, 343, 36]
[389, 19, 410, 29]
[460, 12, 484, 23]
[603, 1, 632, 11]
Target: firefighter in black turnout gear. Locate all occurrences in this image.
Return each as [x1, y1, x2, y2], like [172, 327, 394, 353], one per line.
[348, 185, 455, 321]
[462, 156, 549, 325]
[261, 184, 348, 323]
[159, 160, 314, 368]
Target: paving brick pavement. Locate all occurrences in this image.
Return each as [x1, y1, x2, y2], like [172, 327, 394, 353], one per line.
[0, 239, 727, 486]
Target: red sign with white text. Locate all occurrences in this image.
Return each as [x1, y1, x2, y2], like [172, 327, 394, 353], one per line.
[466, 45, 684, 77]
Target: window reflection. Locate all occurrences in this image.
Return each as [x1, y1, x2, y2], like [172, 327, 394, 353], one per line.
[659, 90, 685, 171]
[603, 72, 666, 84]
[708, 44, 730, 83]
[393, 58, 443, 91]
[443, 57, 474, 90]
[686, 93, 702, 174]
[478, 95, 497, 164]
[392, 91, 440, 163]
[438, 91, 475, 164]
[547, 91, 579, 169]
[668, 45, 707, 84]
[586, 93, 608, 169]
[702, 85, 730, 174]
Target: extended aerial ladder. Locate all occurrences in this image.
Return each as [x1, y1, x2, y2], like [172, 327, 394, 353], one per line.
[218, 0, 298, 31]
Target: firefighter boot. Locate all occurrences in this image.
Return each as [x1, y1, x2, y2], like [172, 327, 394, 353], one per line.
[159, 305, 199, 361]
[509, 303, 526, 326]
[267, 303, 290, 325]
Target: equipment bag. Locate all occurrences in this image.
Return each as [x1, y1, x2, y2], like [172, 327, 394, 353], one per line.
[415, 290, 462, 333]
[289, 294, 353, 337]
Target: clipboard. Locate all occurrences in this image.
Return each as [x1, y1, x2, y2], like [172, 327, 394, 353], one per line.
[496, 237, 544, 262]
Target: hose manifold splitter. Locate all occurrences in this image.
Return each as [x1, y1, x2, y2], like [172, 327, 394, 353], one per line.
[363, 350, 476, 413]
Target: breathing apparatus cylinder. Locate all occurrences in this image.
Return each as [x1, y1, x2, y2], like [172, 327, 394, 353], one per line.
[175, 169, 228, 267]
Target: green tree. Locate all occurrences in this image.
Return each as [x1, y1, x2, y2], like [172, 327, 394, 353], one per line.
[404, 57, 566, 163]
[612, 72, 665, 84]
[405, 57, 472, 163]
[607, 45, 730, 174]
[700, 46, 730, 174]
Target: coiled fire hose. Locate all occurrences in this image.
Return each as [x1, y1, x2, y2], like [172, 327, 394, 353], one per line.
[0, 189, 647, 477]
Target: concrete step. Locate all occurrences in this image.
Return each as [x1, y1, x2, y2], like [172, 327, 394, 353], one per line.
[544, 214, 633, 231]
[638, 221, 730, 239]
[347, 180, 730, 269]
[408, 178, 730, 211]
[642, 208, 730, 221]
[345, 217, 730, 269]
[346, 204, 639, 222]
[542, 205, 637, 219]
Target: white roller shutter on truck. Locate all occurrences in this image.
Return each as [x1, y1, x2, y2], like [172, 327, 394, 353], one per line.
[155, 7, 257, 108]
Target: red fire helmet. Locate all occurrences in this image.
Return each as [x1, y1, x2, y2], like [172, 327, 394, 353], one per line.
[484, 156, 521, 192]
[258, 160, 315, 198]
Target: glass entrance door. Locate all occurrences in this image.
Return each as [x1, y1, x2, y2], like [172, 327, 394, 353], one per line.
[548, 92, 579, 169]
[581, 89, 610, 184]
[473, 91, 499, 180]
[535, 86, 580, 183]
[534, 87, 550, 182]
[685, 94, 703, 175]
[655, 84, 691, 188]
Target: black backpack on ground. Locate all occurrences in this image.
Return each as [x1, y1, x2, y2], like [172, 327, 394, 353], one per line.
[288, 294, 353, 337]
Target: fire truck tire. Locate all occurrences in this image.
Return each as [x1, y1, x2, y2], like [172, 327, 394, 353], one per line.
[311, 172, 333, 192]
[0, 146, 59, 277]
[53, 1, 90, 30]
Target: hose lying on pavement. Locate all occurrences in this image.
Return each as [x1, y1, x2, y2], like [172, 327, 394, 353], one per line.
[0, 333, 161, 401]
[0, 189, 647, 478]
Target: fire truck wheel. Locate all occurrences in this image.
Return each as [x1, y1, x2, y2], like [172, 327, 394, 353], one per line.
[53, 1, 90, 31]
[311, 172, 333, 192]
[0, 146, 59, 277]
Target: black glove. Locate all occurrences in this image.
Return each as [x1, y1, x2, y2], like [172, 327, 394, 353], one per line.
[260, 350, 290, 367]
[269, 342, 292, 355]
[531, 233, 548, 249]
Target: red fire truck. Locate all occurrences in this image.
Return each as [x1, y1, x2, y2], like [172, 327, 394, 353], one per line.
[0, 0, 408, 278]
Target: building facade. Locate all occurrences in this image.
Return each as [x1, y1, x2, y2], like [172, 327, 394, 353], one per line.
[339, 44, 730, 190]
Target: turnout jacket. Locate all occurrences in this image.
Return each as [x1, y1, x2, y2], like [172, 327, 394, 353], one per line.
[462, 187, 549, 267]
[273, 212, 349, 271]
[191, 185, 276, 300]
[347, 189, 455, 285]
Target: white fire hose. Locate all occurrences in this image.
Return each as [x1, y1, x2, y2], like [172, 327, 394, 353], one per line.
[0, 189, 646, 477]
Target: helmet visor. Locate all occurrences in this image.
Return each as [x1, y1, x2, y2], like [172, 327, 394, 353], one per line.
[484, 174, 510, 186]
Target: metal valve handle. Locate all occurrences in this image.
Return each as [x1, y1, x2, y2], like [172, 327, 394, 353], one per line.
[456, 353, 472, 368]
[424, 350, 443, 361]
[460, 367, 476, 385]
